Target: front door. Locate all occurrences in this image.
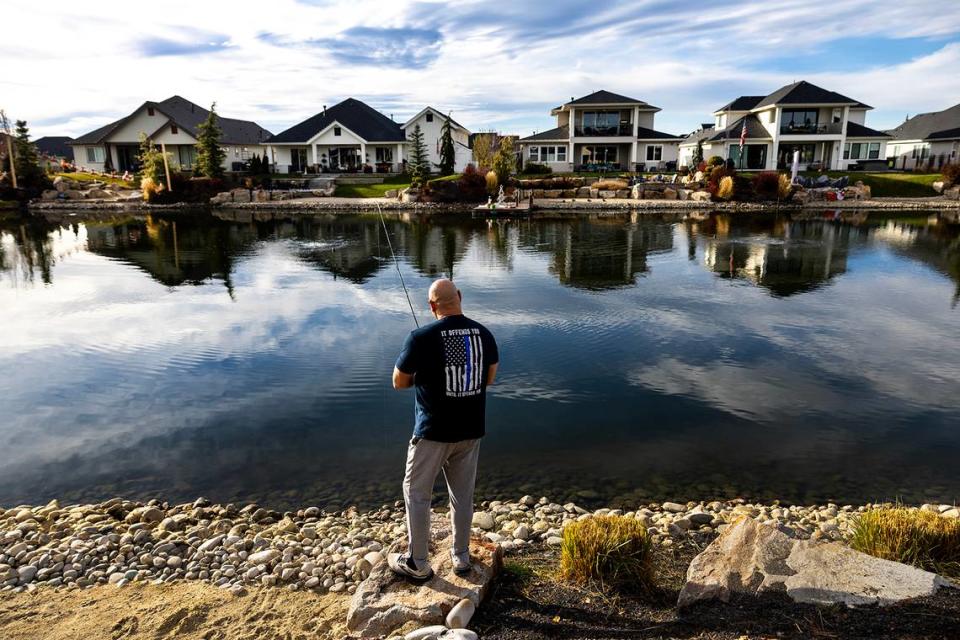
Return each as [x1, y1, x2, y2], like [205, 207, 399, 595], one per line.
[329, 147, 360, 171]
[291, 148, 308, 173]
[117, 145, 139, 172]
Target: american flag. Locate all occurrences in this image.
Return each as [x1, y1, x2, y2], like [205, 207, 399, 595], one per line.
[443, 332, 484, 396]
[739, 119, 748, 150]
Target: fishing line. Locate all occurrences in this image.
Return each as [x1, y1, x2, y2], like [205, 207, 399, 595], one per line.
[376, 203, 420, 328]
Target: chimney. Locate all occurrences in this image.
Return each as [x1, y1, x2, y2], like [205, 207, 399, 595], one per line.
[191, 103, 195, 113]
[323, 105, 327, 117]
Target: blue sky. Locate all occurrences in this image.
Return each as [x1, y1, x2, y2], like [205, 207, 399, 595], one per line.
[3, 0, 960, 139]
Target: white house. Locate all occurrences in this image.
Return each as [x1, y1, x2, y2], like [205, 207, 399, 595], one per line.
[678, 81, 890, 171]
[886, 103, 960, 171]
[69, 96, 272, 173]
[267, 99, 472, 174]
[517, 90, 682, 173]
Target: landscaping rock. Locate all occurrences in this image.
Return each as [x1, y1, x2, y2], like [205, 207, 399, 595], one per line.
[41, 190, 58, 200]
[690, 190, 711, 202]
[445, 597, 475, 628]
[678, 517, 952, 609]
[230, 188, 251, 203]
[400, 188, 420, 203]
[384, 189, 399, 199]
[346, 534, 502, 638]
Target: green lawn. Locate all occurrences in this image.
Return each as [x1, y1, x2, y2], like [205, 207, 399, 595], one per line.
[333, 175, 411, 198]
[800, 171, 941, 197]
[55, 171, 136, 188]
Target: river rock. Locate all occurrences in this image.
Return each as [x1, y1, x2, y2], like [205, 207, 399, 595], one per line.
[445, 597, 475, 628]
[248, 549, 280, 565]
[678, 517, 953, 609]
[347, 534, 502, 638]
[404, 626, 447, 640]
[471, 512, 495, 531]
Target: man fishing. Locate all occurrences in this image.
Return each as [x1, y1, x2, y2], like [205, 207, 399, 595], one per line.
[388, 278, 499, 581]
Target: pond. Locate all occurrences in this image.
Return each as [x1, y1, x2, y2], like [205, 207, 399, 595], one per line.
[1, 210, 958, 510]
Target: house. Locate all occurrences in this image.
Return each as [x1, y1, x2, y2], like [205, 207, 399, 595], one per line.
[69, 96, 272, 173]
[516, 90, 682, 172]
[266, 98, 472, 174]
[886, 103, 960, 171]
[678, 81, 890, 171]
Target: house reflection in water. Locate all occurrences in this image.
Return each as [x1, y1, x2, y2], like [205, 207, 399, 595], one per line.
[691, 214, 851, 296]
[520, 216, 675, 290]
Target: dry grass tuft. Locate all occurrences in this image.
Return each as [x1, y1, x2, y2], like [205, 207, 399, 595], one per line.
[559, 515, 653, 592]
[848, 507, 960, 577]
[592, 179, 629, 191]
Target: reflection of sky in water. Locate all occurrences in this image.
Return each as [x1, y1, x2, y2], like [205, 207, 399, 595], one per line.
[0, 213, 958, 509]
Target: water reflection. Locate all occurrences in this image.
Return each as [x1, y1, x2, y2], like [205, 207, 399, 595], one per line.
[0, 211, 958, 510]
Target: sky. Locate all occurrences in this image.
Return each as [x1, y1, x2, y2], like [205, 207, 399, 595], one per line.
[3, 0, 960, 140]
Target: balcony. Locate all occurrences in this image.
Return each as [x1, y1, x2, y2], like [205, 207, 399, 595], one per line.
[574, 124, 634, 137]
[779, 122, 843, 135]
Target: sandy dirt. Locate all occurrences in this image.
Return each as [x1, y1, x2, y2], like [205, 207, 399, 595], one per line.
[0, 582, 349, 640]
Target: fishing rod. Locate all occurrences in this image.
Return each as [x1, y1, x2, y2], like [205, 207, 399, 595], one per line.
[376, 203, 420, 328]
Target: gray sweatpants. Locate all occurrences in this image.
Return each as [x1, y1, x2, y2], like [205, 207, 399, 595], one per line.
[402, 437, 481, 569]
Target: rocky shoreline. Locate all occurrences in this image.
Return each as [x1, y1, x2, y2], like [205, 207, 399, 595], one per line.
[3, 496, 956, 596]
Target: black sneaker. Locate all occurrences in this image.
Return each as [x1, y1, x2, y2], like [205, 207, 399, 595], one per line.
[387, 552, 434, 582]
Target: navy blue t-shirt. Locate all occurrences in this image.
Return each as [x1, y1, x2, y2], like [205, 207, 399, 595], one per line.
[395, 314, 499, 442]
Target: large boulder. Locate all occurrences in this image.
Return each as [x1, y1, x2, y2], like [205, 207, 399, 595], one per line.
[347, 533, 502, 638]
[678, 518, 953, 609]
[86, 188, 114, 200]
[401, 188, 420, 203]
[690, 190, 711, 202]
[230, 188, 251, 203]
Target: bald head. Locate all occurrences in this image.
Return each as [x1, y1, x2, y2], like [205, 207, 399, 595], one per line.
[428, 279, 462, 318]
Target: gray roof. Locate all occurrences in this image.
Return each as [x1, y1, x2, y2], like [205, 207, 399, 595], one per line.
[34, 136, 73, 157]
[520, 125, 569, 141]
[716, 96, 764, 112]
[269, 98, 405, 143]
[886, 103, 960, 141]
[565, 90, 654, 108]
[708, 115, 771, 142]
[680, 125, 716, 146]
[845, 121, 891, 139]
[636, 126, 682, 140]
[71, 96, 272, 145]
[755, 80, 869, 109]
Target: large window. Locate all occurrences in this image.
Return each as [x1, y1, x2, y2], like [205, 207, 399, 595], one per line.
[86, 146, 105, 163]
[868, 142, 880, 159]
[846, 142, 883, 160]
[580, 145, 618, 166]
[646, 145, 663, 161]
[529, 146, 567, 162]
[781, 109, 820, 134]
[178, 145, 196, 169]
[580, 111, 622, 136]
[728, 144, 768, 170]
[375, 147, 394, 163]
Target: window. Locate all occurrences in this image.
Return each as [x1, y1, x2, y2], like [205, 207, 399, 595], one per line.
[334, 126, 341, 136]
[729, 144, 767, 170]
[426, 112, 433, 123]
[843, 143, 851, 160]
[530, 146, 567, 163]
[557, 146, 566, 162]
[781, 109, 819, 133]
[86, 146, 105, 163]
[868, 143, 880, 159]
[580, 145, 618, 166]
[178, 145, 196, 168]
[170, 124, 178, 135]
[646, 145, 663, 161]
[147, 107, 155, 116]
[850, 143, 863, 159]
[580, 111, 622, 135]
[375, 147, 394, 163]
[529, 146, 539, 161]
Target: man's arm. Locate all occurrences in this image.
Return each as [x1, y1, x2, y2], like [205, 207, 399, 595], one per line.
[486, 363, 498, 386]
[393, 367, 415, 390]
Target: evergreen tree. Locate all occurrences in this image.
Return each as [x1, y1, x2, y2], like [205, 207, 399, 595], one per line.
[492, 136, 516, 186]
[137, 133, 169, 198]
[694, 139, 704, 166]
[408, 124, 430, 187]
[11, 120, 50, 192]
[438, 115, 455, 176]
[194, 102, 226, 178]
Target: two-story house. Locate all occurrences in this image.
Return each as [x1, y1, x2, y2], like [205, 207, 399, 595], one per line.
[678, 81, 890, 171]
[886, 102, 960, 171]
[517, 90, 682, 173]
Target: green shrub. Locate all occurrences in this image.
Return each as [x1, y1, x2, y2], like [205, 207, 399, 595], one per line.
[707, 155, 725, 167]
[942, 163, 960, 188]
[848, 507, 960, 577]
[523, 162, 552, 175]
[559, 515, 653, 592]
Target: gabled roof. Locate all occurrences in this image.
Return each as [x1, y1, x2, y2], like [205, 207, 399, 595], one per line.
[401, 107, 469, 133]
[564, 90, 657, 109]
[708, 115, 771, 142]
[636, 126, 682, 140]
[886, 103, 960, 141]
[269, 98, 406, 143]
[754, 80, 869, 109]
[845, 121, 891, 139]
[680, 125, 715, 146]
[520, 126, 569, 141]
[70, 96, 272, 146]
[34, 136, 73, 157]
[715, 96, 764, 113]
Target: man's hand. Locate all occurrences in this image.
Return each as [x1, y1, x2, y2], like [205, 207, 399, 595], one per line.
[393, 367, 415, 390]
[486, 363, 498, 386]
